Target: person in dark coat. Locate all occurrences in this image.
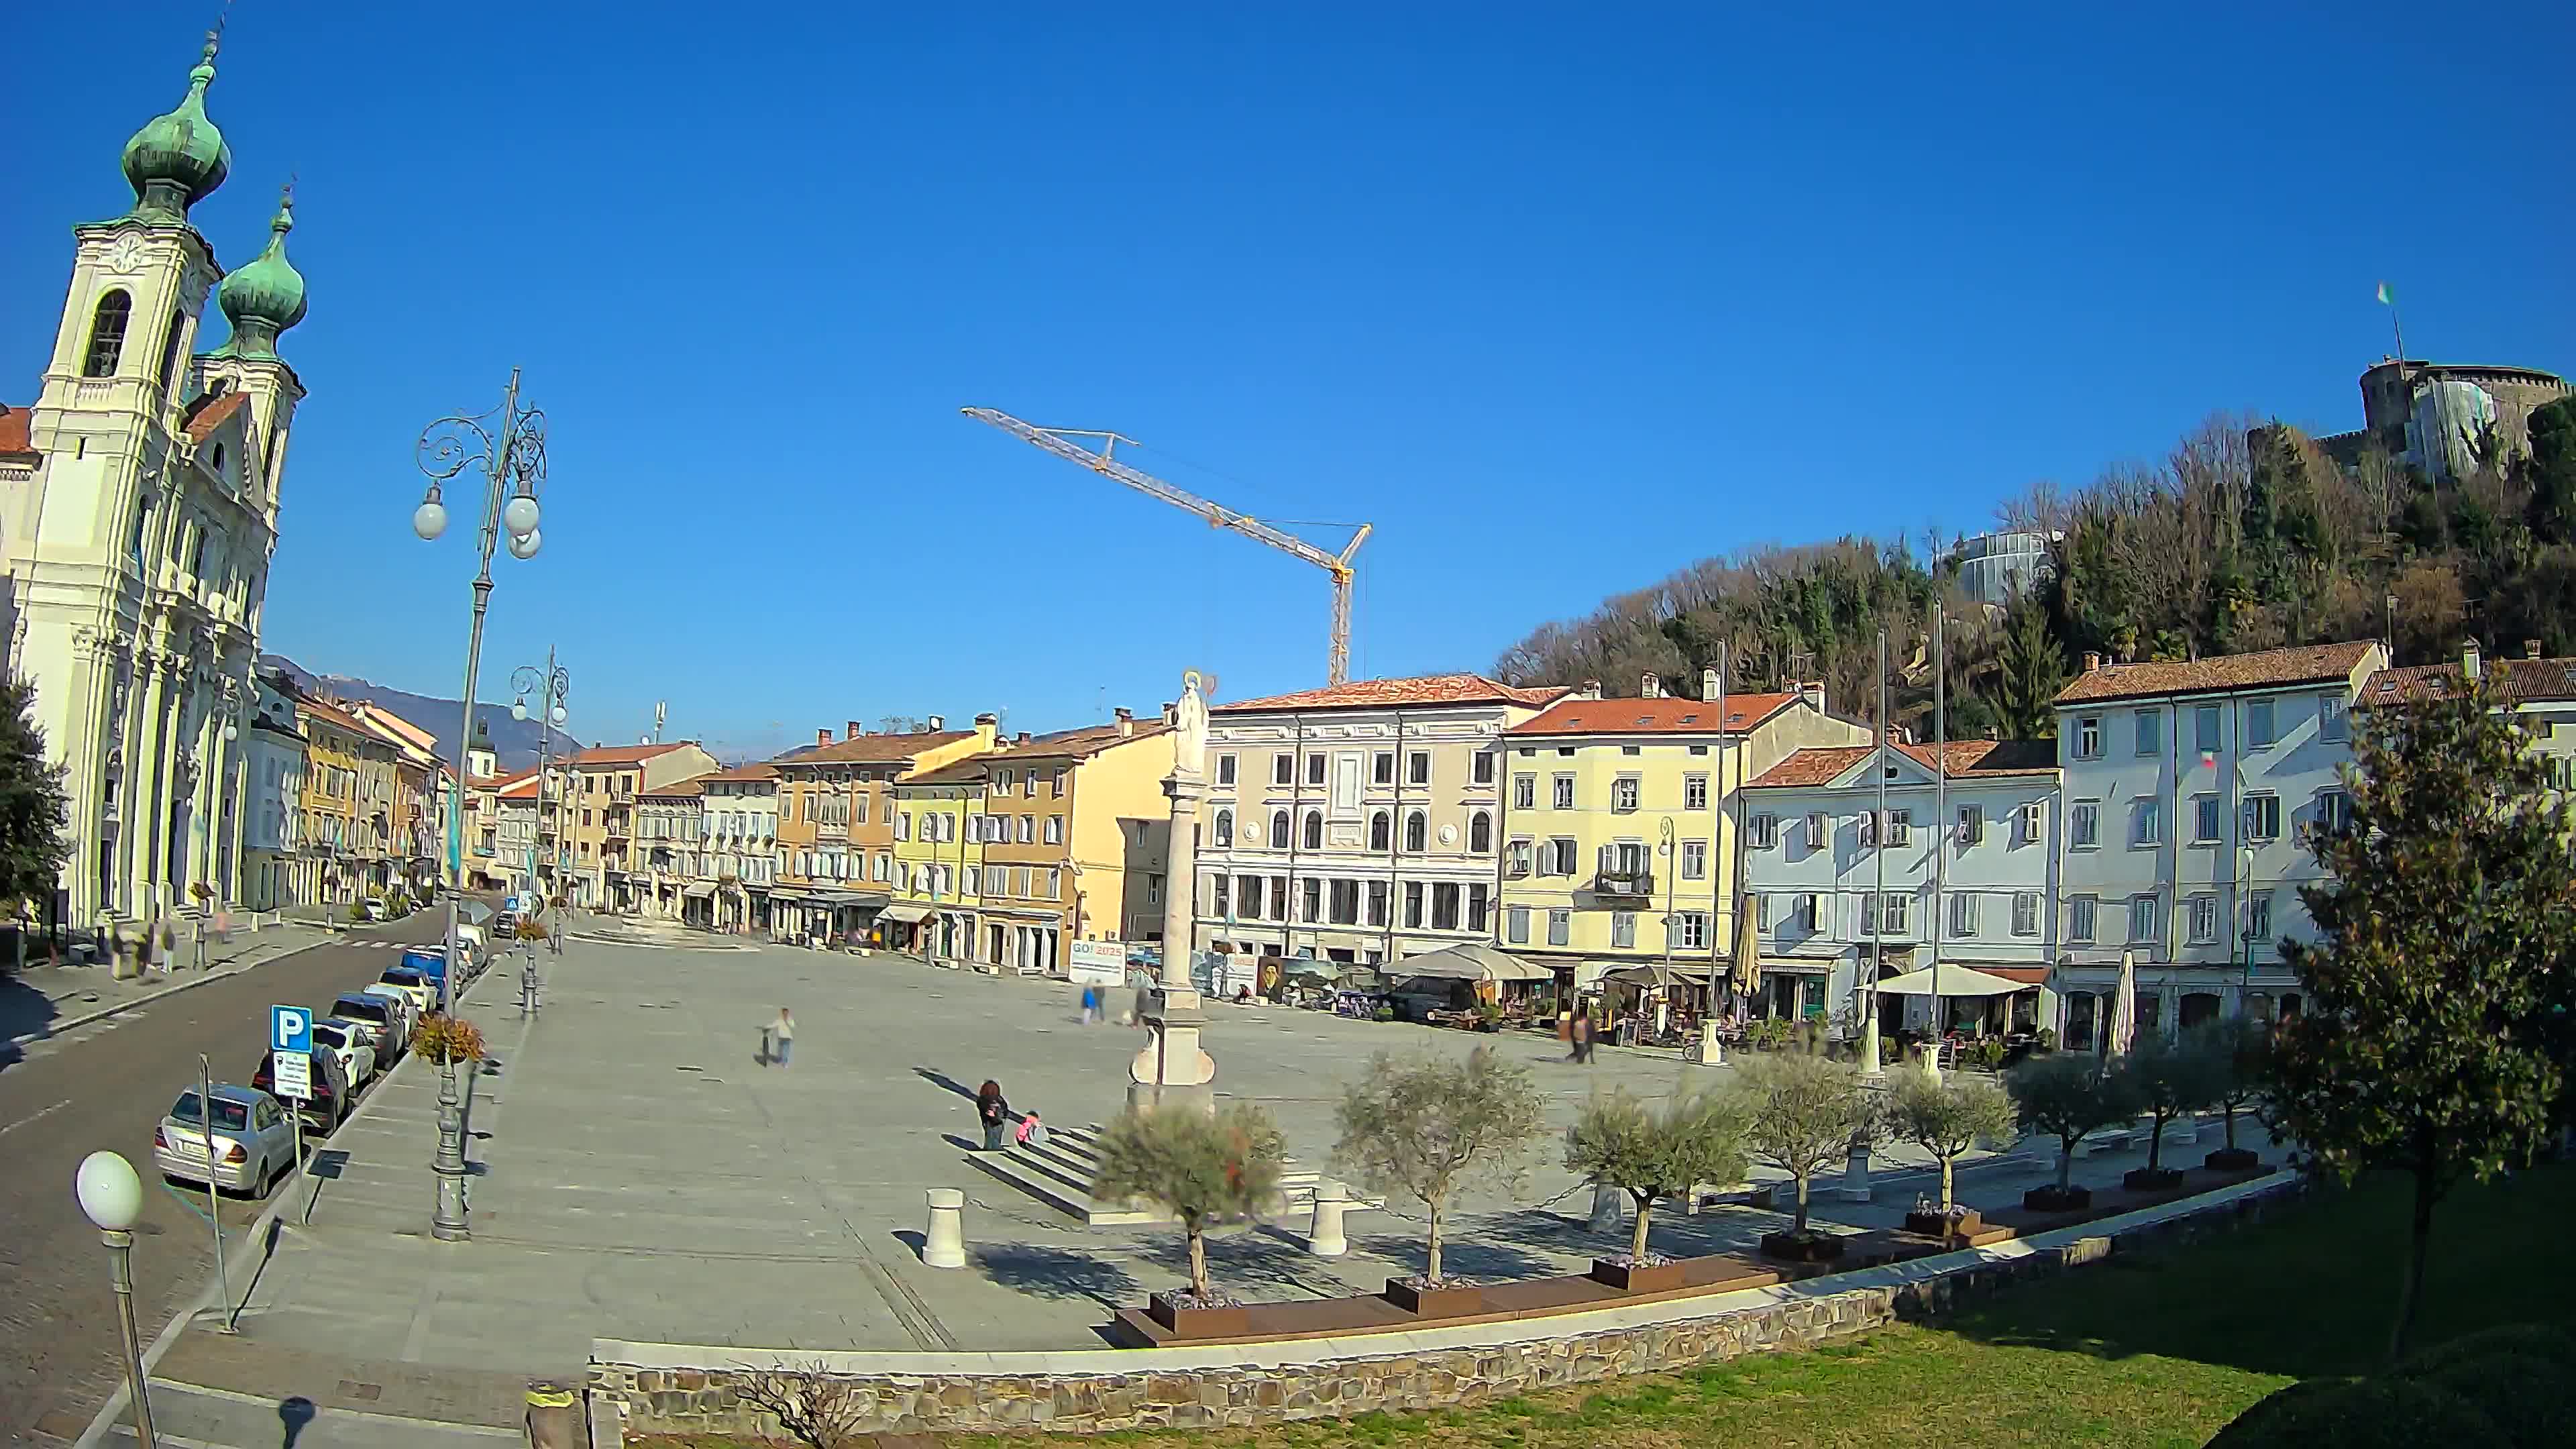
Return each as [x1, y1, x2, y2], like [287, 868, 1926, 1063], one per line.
[976, 1079, 1011, 1151]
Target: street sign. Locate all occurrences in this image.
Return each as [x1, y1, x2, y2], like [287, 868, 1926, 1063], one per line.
[271, 1005, 312, 1055]
[504, 894, 523, 912]
[272, 1049, 312, 1100]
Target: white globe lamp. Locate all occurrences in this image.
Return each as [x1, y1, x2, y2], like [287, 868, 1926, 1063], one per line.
[76, 1150, 143, 1231]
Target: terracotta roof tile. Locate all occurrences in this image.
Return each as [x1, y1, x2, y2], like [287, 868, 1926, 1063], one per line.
[641, 775, 708, 799]
[1506, 693, 1801, 737]
[1748, 739, 2059, 789]
[702, 762, 780, 783]
[1216, 674, 1570, 714]
[2363, 657, 2576, 707]
[773, 731, 975, 769]
[2053, 641, 2380, 705]
[182, 390, 249, 443]
[571, 742, 694, 767]
[0, 403, 35, 459]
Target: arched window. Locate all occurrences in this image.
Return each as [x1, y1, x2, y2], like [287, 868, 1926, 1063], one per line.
[1369, 810, 1390, 851]
[1302, 810, 1324, 850]
[1405, 810, 1428, 853]
[1469, 810, 1493, 854]
[83, 290, 131, 378]
[1269, 810, 1290, 849]
[1212, 808, 1232, 847]
[156, 306, 187, 390]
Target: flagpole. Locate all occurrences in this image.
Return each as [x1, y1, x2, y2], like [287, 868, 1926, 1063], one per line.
[1864, 629, 1887, 1079]
[1930, 604, 1946, 1079]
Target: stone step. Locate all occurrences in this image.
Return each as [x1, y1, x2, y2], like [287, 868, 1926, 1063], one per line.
[119, 1379, 521, 1448]
[962, 1149, 1167, 1226]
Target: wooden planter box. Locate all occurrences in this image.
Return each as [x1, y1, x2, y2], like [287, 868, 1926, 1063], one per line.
[2122, 1167, 2186, 1192]
[1758, 1231, 1847, 1264]
[1588, 1258, 1688, 1293]
[2204, 1146, 2261, 1172]
[1383, 1278, 1485, 1317]
[1146, 1291, 1249, 1338]
[1903, 1208, 1983, 1240]
[2022, 1185, 2091, 1212]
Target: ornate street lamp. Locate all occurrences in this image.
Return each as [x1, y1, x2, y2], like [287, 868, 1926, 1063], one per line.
[76, 1150, 156, 1448]
[511, 652, 570, 938]
[413, 369, 547, 1242]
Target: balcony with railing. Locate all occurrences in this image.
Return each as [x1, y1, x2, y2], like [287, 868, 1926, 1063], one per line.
[1591, 845, 1654, 900]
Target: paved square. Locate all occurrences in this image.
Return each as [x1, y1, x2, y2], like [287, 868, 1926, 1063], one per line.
[218, 930, 2076, 1385]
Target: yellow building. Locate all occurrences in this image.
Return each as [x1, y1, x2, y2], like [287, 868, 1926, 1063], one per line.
[885, 712, 1005, 959]
[1496, 674, 1866, 996]
[292, 698, 385, 906]
[768, 717, 992, 947]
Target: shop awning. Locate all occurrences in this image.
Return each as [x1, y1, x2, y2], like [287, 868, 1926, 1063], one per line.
[880, 904, 934, 924]
[684, 883, 716, 899]
[1392, 943, 1553, 982]
[1603, 963, 1707, 991]
[1870, 965, 2029, 998]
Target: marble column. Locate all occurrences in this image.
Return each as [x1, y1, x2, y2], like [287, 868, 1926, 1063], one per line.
[1130, 672, 1216, 1112]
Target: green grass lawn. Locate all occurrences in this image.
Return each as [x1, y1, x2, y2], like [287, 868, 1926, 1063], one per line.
[649, 1163, 2576, 1449]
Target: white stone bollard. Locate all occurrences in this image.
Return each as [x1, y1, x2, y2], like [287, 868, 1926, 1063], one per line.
[923, 1188, 967, 1268]
[1307, 1180, 1350, 1256]
[1839, 1142, 1872, 1202]
[2171, 1112, 2199, 1147]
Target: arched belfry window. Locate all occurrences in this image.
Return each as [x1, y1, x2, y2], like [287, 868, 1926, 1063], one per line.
[84, 290, 132, 378]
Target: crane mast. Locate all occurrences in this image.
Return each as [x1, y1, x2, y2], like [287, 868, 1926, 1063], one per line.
[963, 407, 1372, 685]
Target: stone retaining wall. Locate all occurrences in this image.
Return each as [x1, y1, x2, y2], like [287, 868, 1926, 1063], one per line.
[592, 1178, 2302, 1439]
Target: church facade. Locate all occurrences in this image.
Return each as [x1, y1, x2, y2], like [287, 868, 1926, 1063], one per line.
[0, 31, 308, 924]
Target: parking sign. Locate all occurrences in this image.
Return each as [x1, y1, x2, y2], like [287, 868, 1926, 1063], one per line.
[272, 1050, 312, 1100]
[271, 1005, 312, 1055]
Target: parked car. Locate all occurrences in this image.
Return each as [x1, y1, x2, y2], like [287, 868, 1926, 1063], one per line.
[399, 947, 452, 997]
[311, 1017, 378, 1089]
[492, 910, 518, 939]
[154, 1085, 295, 1193]
[455, 924, 488, 971]
[251, 1046, 353, 1132]
[374, 964, 436, 1017]
[363, 898, 388, 922]
[331, 993, 409, 1063]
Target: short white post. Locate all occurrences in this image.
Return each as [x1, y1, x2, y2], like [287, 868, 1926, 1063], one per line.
[922, 1188, 966, 1269]
[1589, 1182, 1625, 1232]
[2171, 1112, 2199, 1147]
[1307, 1180, 1349, 1257]
[1838, 1140, 1872, 1202]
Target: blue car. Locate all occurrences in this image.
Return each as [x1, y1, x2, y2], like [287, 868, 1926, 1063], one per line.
[398, 948, 451, 991]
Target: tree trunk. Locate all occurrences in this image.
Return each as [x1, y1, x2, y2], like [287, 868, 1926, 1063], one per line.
[1426, 1195, 1444, 1283]
[2389, 1167, 2438, 1362]
[2222, 1103, 2238, 1151]
[1187, 1220, 1210, 1301]
[1793, 1173, 1811, 1234]
[1630, 1193, 1654, 1263]
[2147, 1112, 2167, 1171]
[1939, 1155, 1955, 1212]
[2058, 1138, 2075, 1190]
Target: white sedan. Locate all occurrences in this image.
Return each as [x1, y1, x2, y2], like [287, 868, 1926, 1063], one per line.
[311, 1018, 378, 1089]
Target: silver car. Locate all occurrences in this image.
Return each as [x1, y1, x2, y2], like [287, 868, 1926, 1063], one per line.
[153, 1085, 295, 1193]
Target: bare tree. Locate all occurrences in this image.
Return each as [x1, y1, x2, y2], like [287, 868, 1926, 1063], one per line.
[732, 1360, 867, 1449]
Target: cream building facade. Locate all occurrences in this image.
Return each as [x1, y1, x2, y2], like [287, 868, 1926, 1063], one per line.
[0, 34, 308, 922]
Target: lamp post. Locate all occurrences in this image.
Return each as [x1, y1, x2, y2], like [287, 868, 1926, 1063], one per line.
[2238, 843, 2258, 1016]
[76, 1150, 156, 1449]
[413, 370, 548, 1242]
[511, 653, 569, 932]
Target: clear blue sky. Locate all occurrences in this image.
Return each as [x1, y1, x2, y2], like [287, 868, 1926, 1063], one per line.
[6, 2, 2569, 763]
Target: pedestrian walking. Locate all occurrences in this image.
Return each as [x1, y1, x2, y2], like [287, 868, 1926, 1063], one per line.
[1568, 1011, 1594, 1065]
[1079, 984, 1101, 1025]
[768, 1007, 795, 1068]
[976, 1079, 1011, 1151]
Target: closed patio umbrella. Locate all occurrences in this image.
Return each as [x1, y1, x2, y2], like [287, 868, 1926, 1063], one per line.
[1729, 885, 1762, 1006]
[2109, 949, 2137, 1058]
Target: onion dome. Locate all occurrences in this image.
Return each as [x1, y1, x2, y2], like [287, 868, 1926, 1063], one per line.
[214, 188, 307, 360]
[121, 33, 231, 223]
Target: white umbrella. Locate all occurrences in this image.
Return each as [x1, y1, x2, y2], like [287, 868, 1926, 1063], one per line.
[1869, 965, 2027, 997]
[2109, 949, 2137, 1057]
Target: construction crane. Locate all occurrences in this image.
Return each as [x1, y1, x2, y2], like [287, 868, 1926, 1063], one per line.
[963, 407, 1374, 685]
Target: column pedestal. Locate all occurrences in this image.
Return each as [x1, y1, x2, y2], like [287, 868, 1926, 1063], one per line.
[1128, 986, 1217, 1112]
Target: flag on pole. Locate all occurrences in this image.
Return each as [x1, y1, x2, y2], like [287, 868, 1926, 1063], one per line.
[2376, 281, 2396, 307]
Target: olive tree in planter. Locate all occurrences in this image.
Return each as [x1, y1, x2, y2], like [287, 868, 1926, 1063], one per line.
[1334, 1045, 1547, 1313]
[1886, 1065, 2018, 1237]
[2111, 1028, 2224, 1190]
[1562, 1087, 1746, 1291]
[1726, 1048, 1884, 1262]
[2187, 1016, 2271, 1171]
[1091, 1102, 1287, 1334]
[2006, 1051, 2139, 1211]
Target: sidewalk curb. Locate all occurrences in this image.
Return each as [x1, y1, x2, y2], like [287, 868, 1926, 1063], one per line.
[7, 935, 333, 1049]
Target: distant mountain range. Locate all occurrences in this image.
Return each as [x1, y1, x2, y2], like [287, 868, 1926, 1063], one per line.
[261, 654, 580, 774]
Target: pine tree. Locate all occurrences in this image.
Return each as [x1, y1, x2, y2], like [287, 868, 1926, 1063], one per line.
[0, 675, 72, 919]
[2526, 395, 2576, 546]
[1992, 597, 2069, 739]
[2271, 668, 2576, 1360]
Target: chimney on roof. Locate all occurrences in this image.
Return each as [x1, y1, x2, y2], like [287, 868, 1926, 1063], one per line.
[1640, 673, 1661, 699]
[972, 712, 998, 749]
[2528, 639, 2543, 660]
[1576, 679, 1602, 700]
[2082, 651, 2102, 674]
[925, 714, 945, 731]
[1161, 700, 1177, 727]
[1114, 706, 1134, 738]
[1701, 667, 1719, 702]
[2463, 638, 2482, 682]
[816, 728, 832, 747]
[846, 720, 862, 741]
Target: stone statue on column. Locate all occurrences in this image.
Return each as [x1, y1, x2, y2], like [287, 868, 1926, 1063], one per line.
[1130, 669, 1216, 1111]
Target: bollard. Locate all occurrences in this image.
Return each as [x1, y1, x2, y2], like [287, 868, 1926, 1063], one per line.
[525, 1379, 583, 1449]
[1838, 1142, 1872, 1202]
[923, 1188, 967, 1268]
[1588, 1182, 1625, 1233]
[2171, 1112, 2199, 1146]
[1307, 1180, 1350, 1256]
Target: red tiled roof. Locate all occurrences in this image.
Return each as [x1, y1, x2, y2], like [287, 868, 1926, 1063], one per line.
[2054, 641, 2379, 705]
[1215, 674, 1570, 714]
[773, 731, 974, 769]
[572, 742, 694, 767]
[296, 698, 368, 735]
[2364, 657, 2576, 707]
[1506, 693, 1801, 737]
[908, 721, 1171, 784]
[182, 390, 249, 443]
[1748, 739, 2059, 789]
[0, 403, 35, 459]
[702, 762, 780, 783]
